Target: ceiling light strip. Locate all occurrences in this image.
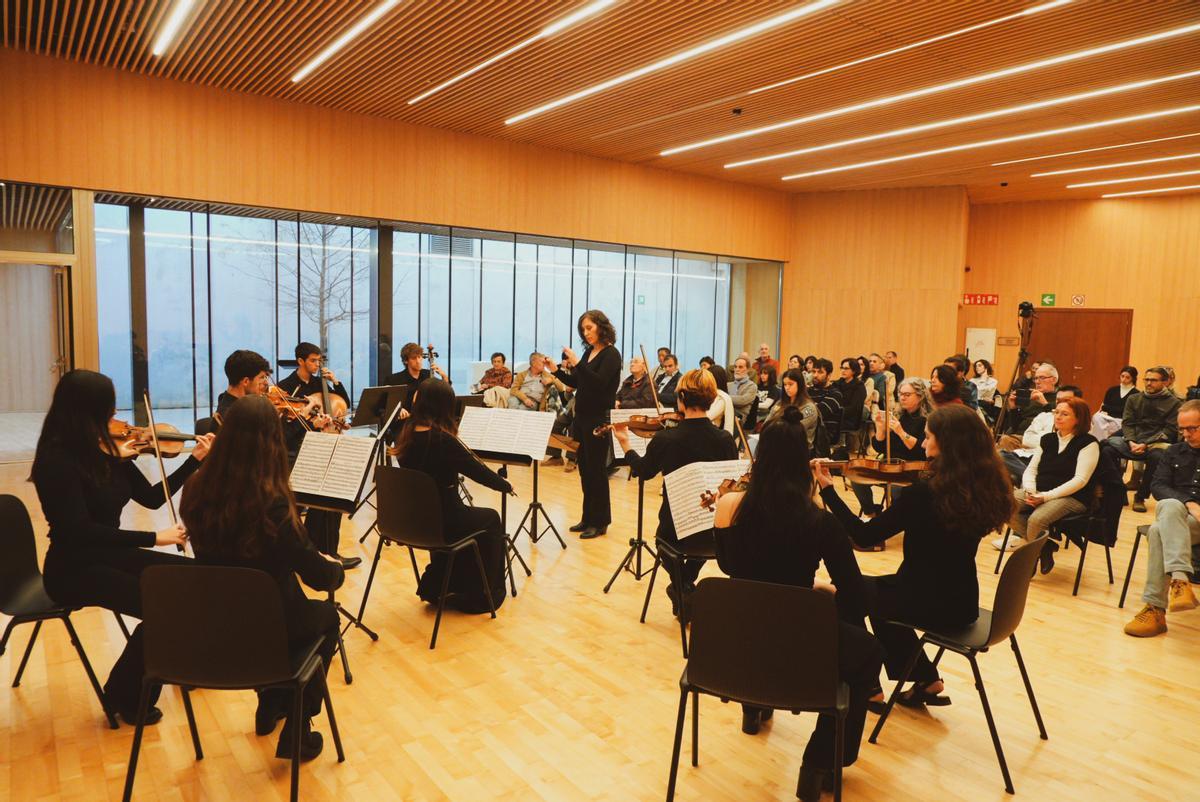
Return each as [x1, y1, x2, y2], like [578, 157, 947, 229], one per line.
[726, 69, 1200, 169]
[292, 0, 402, 83]
[662, 20, 1200, 157]
[1032, 152, 1200, 176]
[1067, 169, 1200, 188]
[992, 131, 1200, 166]
[781, 104, 1200, 180]
[505, 0, 841, 125]
[748, 0, 1073, 95]
[1102, 184, 1200, 198]
[408, 0, 615, 105]
[151, 0, 197, 56]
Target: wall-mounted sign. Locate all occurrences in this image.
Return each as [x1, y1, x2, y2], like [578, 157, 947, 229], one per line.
[1040, 293, 1056, 307]
[962, 293, 999, 306]
[1071, 294, 1086, 307]
[997, 336, 1020, 346]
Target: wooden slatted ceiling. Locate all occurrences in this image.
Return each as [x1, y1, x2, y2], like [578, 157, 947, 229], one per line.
[0, 182, 72, 231]
[3, 0, 1199, 202]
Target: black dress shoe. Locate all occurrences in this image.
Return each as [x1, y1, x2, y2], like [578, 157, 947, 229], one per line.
[568, 521, 588, 532]
[255, 699, 287, 736]
[337, 554, 362, 569]
[276, 718, 324, 761]
[117, 705, 163, 726]
[1039, 539, 1059, 575]
[579, 526, 607, 539]
[741, 707, 761, 735]
[796, 764, 834, 801]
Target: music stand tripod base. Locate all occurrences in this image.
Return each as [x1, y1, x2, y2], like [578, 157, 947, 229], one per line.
[604, 476, 656, 592]
[514, 461, 567, 549]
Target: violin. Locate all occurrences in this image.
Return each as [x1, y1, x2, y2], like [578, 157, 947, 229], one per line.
[105, 418, 196, 460]
[819, 456, 929, 485]
[699, 471, 751, 511]
[266, 385, 319, 426]
[593, 411, 684, 438]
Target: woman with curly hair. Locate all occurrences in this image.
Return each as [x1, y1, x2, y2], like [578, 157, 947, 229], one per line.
[813, 404, 1014, 707]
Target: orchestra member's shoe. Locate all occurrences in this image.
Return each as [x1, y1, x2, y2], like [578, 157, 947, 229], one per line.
[255, 696, 288, 736]
[115, 702, 163, 726]
[1131, 497, 1148, 513]
[569, 521, 588, 532]
[897, 680, 951, 708]
[336, 554, 362, 569]
[1167, 578, 1198, 612]
[1123, 605, 1167, 637]
[543, 457, 564, 467]
[796, 764, 834, 802]
[276, 717, 324, 761]
[579, 526, 607, 539]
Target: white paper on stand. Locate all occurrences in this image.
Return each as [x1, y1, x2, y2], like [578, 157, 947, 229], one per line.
[457, 406, 556, 461]
[289, 431, 377, 502]
[606, 407, 659, 458]
[663, 459, 751, 539]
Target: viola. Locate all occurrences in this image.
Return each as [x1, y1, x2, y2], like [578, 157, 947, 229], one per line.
[699, 471, 751, 512]
[105, 418, 196, 460]
[266, 385, 318, 423]
[593, 410, 684, 439]
[820, 456, 929, 485]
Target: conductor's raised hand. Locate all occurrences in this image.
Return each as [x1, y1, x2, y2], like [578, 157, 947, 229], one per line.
[542, 355, 559, 373]
[561, 346, 579, 368]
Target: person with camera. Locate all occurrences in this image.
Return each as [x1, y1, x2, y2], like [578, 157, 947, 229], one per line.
[997, 362, 1059, 451]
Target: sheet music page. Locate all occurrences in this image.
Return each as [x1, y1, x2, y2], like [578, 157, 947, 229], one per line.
[607, 407, 659, 458]
[290, 432, 338, 496]
[321, 435, 377, 502]
[663, 459, 751, 539]
[458, 407, 556, 461]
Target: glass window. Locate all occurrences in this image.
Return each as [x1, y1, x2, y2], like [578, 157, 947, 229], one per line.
[420, 228, 451, 367]
[191, 213, 211, 415]
[530, 237, 573, 358]
[351, 227, 371, 399]
[392, 228, 421, 365]
[674, 252, 718, 371]
[0, 181, 73, 253]
[298, 221, 354, 385]
[578, 241, 626, 357]
[95, 203, 133, 410]
[145, 208, 198, 422]
[513, 240, 537, 368]
[449, 231, 481, 386]
[209, 214, 277, 394]
[480, 233, 515, 370]
[629, 247, 674, 363]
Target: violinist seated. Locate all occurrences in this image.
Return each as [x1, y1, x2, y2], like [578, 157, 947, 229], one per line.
[713, 405, 882, 799]
[31, 370, 214, 726]
[1006, 396, 1099, 575]
[813, 405, 1014, 712]
[614, 369, 738, 618]
[391, 379, 511, 612]
[850, 377, 931, 519]
[277, 342, 350, 429]
[180, 395, 344, 761]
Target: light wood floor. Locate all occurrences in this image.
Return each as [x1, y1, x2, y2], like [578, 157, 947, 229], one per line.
[1, 456, 1196, 801]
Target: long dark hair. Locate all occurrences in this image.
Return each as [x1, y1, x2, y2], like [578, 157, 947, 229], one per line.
[930, 364, 963, 405]
[733, 405, 819, 532]
[925, 405, 1014, 534]
[779, 368, 811, 407]
[708, 363, 729, 388]
[179, 395, 301, 559]
[577, 309, 616, 346]
[32, 370, 117, 483]
[391, 379, 458, 459]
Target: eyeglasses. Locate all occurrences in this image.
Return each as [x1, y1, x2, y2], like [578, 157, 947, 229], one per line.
[1145, 377, 1164, 383]
[898, 391, 916, 398]
[1180, 425, 1200, 434]
[1034, 375, 1055, 382]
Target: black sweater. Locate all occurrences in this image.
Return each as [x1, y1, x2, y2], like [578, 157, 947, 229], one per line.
[278, 370, 351, 405]
[555, 345, 622, 423]
[218, 390, 306, 460]
[1100, 384, 1139, 419]
[821, 482, 983, 628]
[870, 412, 927, 460]
[624, 417, 738, 541]
[395, 428, 513, 518]
[833, 379, 867, 433]
[33, 444, 200, 550]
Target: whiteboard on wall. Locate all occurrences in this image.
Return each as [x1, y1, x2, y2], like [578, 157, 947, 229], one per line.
[965, 328, 997, 364]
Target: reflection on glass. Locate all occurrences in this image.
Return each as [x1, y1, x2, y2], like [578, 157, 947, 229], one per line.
[480, 235, 516, 368]
[95, 204, 133, 409]
[145, 209, 198, 411]
[449, 234, 481, 385]
[630, 248, 673, 361]
[393, 229, 421, 362]
[209, 214, 277, 394]
[674, 253, 718, 370]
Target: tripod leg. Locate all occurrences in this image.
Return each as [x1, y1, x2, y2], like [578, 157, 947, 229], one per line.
[604, 543, 638, 594]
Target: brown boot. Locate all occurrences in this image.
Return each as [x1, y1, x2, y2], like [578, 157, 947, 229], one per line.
[1123, 605, 1167, 637]
[1167, 578, 1198, 612]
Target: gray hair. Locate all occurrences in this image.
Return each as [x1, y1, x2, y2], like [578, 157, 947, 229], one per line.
[529, 352, 544, 363]
[900, 378, 934, 416]
[1036, 362, 1059, 382]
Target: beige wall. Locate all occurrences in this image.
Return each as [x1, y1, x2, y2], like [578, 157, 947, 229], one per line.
[783, 187, 969, 375]
[963, 196, 1200, 391]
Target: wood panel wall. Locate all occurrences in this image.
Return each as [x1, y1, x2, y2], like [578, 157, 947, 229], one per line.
[0, 48, 792, 263]
[963, 196, 1200, 395]
[782, 187, 969, 376]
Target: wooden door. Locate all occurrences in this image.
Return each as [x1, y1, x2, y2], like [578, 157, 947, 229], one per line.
[1027, 309, 1132, 406]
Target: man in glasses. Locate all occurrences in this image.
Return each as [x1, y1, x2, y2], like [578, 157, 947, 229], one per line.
[997, 362, 1060, 452]
[1124, 399, 1200, 637]
[1104, 366, 1182, 512]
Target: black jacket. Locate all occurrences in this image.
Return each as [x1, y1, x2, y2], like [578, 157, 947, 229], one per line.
[1151, 441, 1200, 505]
[653, 371, 681, 410]
[555, 345, 622, 424]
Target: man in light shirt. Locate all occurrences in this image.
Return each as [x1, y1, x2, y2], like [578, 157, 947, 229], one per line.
[728, 356, 758, 423]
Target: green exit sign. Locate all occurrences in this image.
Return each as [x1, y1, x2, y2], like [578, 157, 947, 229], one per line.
[1040, 293, 1056, 307]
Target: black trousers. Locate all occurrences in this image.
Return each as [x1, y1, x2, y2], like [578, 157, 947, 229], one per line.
[42, 545, 192, 712]
[417, 506, 508, 614]
[573, 420, 611, 528]
[803, 621, 883, 769]
[258, 598, 339, 722]
[657, 528, 710, 588]
[863, 575, 944, 685]
[304, 508, 344, 557]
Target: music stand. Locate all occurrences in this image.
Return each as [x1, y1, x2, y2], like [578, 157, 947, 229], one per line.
[604, 476, 656, 592]
[479, 456, 534, 595]
[351, 386, 407, 544]
[513, 459, 566, 549]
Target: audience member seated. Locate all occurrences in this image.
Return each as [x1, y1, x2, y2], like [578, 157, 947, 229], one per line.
[1123, 400, 1200, 637]
[650, 346, 671, 384]
[705, 364, 736, 434]
[865, 353, 896, 412]
[997, 362, 1059, 450]
[884, 350, 905, 386]
[1008, 396, 1099, 574]
[614, 356, 654, 409]
[757, 364, 782, 406]
[803, 355, 817, 385]
[786, 354, 803, 374]
[753, 342, 779, 377]
[1091, 365, 1139, 440]
[698, 355, 715, 371]
[1013, 361, 1041, 391]
[944, 354, 979, 410]
[475, 352, 512, 392]
[713, 407, 882, 800]
[1187, 373, 1200, 401]
[728, 356, 758, 423]
[970, 359, 999, 419]
[995, 385, 1083, 493]
[507, 352, 566, 412]
[833, 358, 868, 454]
[813, 405, 1014, 711]
[654, 353, 682, 409]
[1102, 366, 1181, 513]
[764, 368, 820, 450]
[851, 378, 931, 518]
[929, 364, 965, 409]
[808, 359, 845, 452]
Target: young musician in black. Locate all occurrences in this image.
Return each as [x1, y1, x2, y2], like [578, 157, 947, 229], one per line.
[31, 370, 214, 724]
[545, 310, 622, 539]
[616, 369, 738, 615]
[391, 379, 511, 611]
[385, 342, 449, 415]
[180, 395, 344, 760]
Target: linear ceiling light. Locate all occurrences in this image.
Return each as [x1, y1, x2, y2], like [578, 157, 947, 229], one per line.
[292, 0, 401, 83]
[505, 0, 841, 125]
[781, 104, 1200, 180]
[749, 0, 1072, 95]
[661, 20, 1200, 157]
[152, 0, 198, 56]
[1102, 184, 1200, 198]
[408, 0, 615, 105]
[1032, 152, 1200, 176]
[726, 69, 1200, 169]
[1068, 169, 1200, 188]
[992, 131, 1200, 166]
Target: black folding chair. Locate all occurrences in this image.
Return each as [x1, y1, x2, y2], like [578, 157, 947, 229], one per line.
[358, 466, 496, 649]
[0, 494, 117, 729]
[1119, 525, 1150, 608]
[640, 536, 716, 658]
[666, 578, 848, 802]
[870, 535, 1049, 795]
[123, 565, 344, 802]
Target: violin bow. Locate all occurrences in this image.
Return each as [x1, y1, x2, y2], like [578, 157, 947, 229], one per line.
[640, 344, 664, 416]
[734, 415, 754, 465]
[142, 391, 186, 554]
[268, 380, 313, 431]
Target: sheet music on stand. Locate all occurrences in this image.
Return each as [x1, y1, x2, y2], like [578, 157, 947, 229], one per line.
[457, 406, 556, 462]
[663, 458, 751, 539]
[607, 407, 659, 459]
[291, 401, 403, 514]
